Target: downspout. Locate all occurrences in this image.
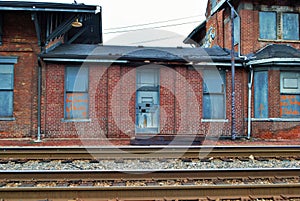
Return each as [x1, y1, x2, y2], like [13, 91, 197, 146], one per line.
[226, 0, 249, 140]
[32, 12, 43, 142]
[247, 65, 253, 139]
[35, 57, 42, 142]
[228, 1, 237, 140]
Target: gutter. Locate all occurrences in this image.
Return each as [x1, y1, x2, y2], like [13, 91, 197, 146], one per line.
[248, 58, 300, 65]
[0, 6, 100, 14]
[42, 58, 129, 64]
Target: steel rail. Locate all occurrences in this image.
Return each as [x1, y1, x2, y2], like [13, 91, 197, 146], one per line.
[0, 146, 300, 159]
[0, 169, 300, 200]
[1, 168, 300, 180]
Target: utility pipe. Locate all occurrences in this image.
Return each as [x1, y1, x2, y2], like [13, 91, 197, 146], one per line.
[247, 66, 253, 139]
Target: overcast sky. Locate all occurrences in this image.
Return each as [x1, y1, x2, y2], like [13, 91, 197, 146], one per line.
[17, 0, 208, 46]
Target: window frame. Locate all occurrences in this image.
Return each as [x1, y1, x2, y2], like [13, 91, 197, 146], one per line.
[259, 11, 300, 41]
[0, 56, 18, 121]
[259, 11, 277, 40]
[64, 66, 90, 121]
[280, 71, 300, 118]
[202, 69, 226, 120]
[254, 70, 269, 119]
[282, 12, 299, 41]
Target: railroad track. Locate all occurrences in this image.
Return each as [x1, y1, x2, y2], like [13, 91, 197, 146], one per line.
[0, 146, 300, 200]
[0, 168, 300, 201]
[1, 145, 300, 159]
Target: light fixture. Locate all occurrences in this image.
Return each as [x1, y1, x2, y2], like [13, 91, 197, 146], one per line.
[72, 18, 82, 28]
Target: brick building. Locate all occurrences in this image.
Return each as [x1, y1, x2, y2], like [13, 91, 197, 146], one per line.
[1, 0, 299, 144]
[0, 1, 102, 141]
[40, 45, 244, 145]
[184, 0, 300, 139]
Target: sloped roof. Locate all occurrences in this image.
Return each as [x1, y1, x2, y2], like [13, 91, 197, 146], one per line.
[252, 44, 300, 60]
[41, 44, 243, 63]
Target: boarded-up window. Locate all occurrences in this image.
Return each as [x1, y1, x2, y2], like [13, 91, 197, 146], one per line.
[259, 11, 299, 41]
[65, 67, 89, 119]
[259, 12, 277, 40]
[0, 65, 14, 117]
[254, 71, 268, 118]
[280, 72, 300, 118]
[282, 13, 299, 40]
[203, 69, 226, 119]
[234, 16, 240, 44]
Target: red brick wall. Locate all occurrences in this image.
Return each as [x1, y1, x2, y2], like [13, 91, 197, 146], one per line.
[204, 0, 300, 140]
[0, 12, 39, 139]
[206, 1, 300, 54]
[251, 70, 300, 139]
[43, 63, 247, 142]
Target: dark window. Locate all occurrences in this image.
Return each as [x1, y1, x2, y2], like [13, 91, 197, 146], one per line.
[254, 71, 268, 118]
[280, 72, 300, 118]
[0, 64, 14, 117]
[65, 66, 89, 119]
[282, 13, 299, 40]
[203, 69, 226, 119]
[259, 12, 277, 40]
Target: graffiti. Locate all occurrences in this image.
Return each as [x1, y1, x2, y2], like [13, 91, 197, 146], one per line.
[202, 27, 216, 48]
[66, 93, 88, 119]
[280, 95, 300, 117]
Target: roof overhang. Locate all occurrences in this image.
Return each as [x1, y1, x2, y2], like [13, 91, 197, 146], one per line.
[0, 1, 100, 13]
[248, 58, 300, 66]
[40, 44, 244, 66]
[211, 0, 227, 16]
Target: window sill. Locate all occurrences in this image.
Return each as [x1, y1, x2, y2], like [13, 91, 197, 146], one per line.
[61, 119, 91, 123]
[258, 38, 300, 43]
[201, 119, 229, 123]
[251, 118, 300, 122]
[0, 117, 15, 121]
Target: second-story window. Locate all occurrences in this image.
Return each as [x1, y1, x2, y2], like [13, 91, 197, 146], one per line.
[211, 0, 217, 10]
[259, 12, 277, 40]
[282, 13, 299, 40]
[259, 11, 299, 41]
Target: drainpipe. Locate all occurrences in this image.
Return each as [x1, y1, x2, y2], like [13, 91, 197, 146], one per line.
[229, 4, 237, 140]
[226, 0, 250, 140]
[247, 65, 253, 139]
[34, 57, 42, 142]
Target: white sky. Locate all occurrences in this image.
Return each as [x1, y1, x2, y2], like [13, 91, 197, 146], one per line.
[16, 0, 208, 46]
